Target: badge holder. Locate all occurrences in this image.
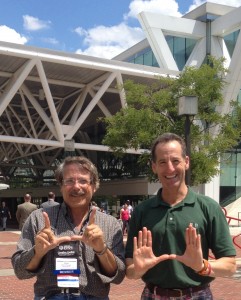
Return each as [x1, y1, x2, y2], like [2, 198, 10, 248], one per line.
[54, 242, 80, 288]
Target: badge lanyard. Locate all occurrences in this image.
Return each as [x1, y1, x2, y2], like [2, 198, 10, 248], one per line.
[53, 203, 91, 235]
[52, 203, 91, 288]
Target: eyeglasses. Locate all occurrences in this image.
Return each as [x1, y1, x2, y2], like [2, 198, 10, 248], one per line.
[62, 178, 92, 186]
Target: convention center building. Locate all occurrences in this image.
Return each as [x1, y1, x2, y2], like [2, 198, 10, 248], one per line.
[0, 2, 240, 221]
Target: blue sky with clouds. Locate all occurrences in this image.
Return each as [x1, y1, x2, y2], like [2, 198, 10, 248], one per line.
[0, 0, 240, 59]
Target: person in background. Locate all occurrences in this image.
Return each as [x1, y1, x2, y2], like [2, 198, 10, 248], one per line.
[100, 206, 107, 213]
[122, 200, 133, 217]
[0, 201, 11, 231]
[12, 156, 125, 300]
[91, 201, 100, 211]
[40, 192, 59, 208]
[125, 132, 236, 300]
[125, 200, 133, 217]
[120, 203, 130, 235]
[16, 194, 38, 231]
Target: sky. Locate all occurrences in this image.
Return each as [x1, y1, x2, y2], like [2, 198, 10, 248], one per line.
[0, 0, 240, 59]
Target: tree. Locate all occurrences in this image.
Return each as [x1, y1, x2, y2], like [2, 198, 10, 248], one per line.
[102, 57, 241, 186]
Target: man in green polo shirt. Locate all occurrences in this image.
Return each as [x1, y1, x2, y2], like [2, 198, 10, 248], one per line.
[125, 133, 236, 299]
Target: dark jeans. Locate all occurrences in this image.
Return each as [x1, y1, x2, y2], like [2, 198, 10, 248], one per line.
[34, 295, 109, 300]
[141, 285, 213, 299]
[122, 219, 129, 234]
[1, 217, 7, 229]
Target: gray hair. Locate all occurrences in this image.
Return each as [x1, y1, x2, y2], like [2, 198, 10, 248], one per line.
[55, 156, 100, 191]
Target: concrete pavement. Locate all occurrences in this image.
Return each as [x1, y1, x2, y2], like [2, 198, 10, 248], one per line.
[1, 228, 241, 299]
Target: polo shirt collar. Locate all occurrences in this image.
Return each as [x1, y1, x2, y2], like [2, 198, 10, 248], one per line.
[151, 187, 196, 208]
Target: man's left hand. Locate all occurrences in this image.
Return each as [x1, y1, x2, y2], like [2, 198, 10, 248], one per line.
[175, 223, 204, 272]
[71, 209, 106, 253]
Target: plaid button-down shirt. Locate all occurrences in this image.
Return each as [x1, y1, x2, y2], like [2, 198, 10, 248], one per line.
[12, 203, 125, 298]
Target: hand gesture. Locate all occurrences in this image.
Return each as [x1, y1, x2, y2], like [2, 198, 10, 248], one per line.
[175, 223, 203, 271]
[133, 227, 175, 277]
[71, 208, 106, 252]
[35, 212, 72, 258]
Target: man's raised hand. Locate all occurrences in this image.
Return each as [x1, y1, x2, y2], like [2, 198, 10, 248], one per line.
[132, 227, 175, 277]
[34, 212, 72, 257]
[71, 208, 106, 253]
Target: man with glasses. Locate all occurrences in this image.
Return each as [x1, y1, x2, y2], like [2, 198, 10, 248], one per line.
[12, 156, 125, 300]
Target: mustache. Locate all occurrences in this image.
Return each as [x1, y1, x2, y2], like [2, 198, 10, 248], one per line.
[70, 191, 85, 196]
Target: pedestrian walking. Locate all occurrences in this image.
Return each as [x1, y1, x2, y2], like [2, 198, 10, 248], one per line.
[16, 194, 38, 230]
[120, 203, 130, 235]
[0, 201, 11, 231]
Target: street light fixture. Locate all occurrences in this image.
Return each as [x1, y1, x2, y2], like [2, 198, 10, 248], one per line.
[178, 96, 198, 186]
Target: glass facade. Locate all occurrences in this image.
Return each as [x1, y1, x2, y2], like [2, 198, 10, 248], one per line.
[220, 148, 241, 206]
[166, 36, 196, 70]
[126, 30, 239, 71]
[220, 89, 241, 205]
[219, 30, 241, 205]
[223, 30, 240, 57]
[127, 47, 159, 67]
[126, 36, 196, 70]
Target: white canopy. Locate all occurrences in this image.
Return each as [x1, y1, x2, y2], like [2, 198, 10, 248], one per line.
[0, 183, 10, 190]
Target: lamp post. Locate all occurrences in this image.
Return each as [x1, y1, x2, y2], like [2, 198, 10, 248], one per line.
[64, 139, 75, 157]
[178, 96, 198, 186]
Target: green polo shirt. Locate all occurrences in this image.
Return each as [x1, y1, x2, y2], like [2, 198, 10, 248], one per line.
[125, 188, 236, 288]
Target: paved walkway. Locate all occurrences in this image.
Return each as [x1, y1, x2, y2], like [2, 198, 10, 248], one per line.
[1, 228, 241, 299]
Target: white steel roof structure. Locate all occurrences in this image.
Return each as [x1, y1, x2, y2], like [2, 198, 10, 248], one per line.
[0, 40, 178, 179]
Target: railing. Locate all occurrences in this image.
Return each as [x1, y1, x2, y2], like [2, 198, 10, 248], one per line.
[222, 207, 241, 250]
[222, 207, 241, 226]
[233, 234, 241, 249]
[208, 207, 241, 259]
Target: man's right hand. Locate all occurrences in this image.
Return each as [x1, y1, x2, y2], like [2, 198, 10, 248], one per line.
[34, 212, 72, 257]
[126, 227, 175, 279]
[26, 212, 72, 271]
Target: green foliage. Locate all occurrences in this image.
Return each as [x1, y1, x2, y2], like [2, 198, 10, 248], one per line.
[102, 56, 241, 186]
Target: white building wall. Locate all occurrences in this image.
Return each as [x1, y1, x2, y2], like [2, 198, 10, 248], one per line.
[203, 175, 220, 203]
